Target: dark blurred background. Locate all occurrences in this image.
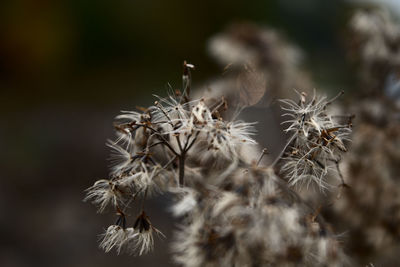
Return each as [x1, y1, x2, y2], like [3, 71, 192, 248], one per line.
[0, 0, 395, 266]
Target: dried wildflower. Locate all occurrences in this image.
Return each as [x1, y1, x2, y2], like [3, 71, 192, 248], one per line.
[107, 142, 134, 175]
[100, 225, 135, 254]
[278, 91, 351, 189]
[84, 179, 124, 213]
[86, 62, 351, 266]
[200, 119, 257, 159]
[290, 9, 400, 266]
[326, 111, 400, 264]
[349, 8, 400, 95]
[350, 9, 400, 65]
[131, 211, 165, 255]
[172, 166, 350, 267]
[98, 211, 165, 256]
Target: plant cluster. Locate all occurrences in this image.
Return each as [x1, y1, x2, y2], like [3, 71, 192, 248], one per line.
[85, 7, 400, 266]
[85, 60, 352, 266]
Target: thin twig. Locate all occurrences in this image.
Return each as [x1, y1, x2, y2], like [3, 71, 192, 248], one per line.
[163, 155, 177, 169]
[140, 188, 148, 212]
[256, 148, 268, 166]
[325, 90, 344, 108]
[270, 133, 297, 169]
[186, 131, 200, 152]
[178, 153, 186, 187]
[211, 97, 227, 115]
[334, 160, 350, 199]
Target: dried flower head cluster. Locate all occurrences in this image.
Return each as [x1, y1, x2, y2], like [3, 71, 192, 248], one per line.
[85, 62, 260, 256]
[318, 8, 400, 266]
[98, 211, 165, 255]
[332, 101, 400, 264]
[172, 167, 350, 267]
[349, 9, 400, 95]
[85, 59, 353, 266]
[279, 91, 352, 189]
[350, 9, 400, 66]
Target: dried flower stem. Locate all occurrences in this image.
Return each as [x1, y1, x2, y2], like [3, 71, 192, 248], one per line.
[270, 133, 297, 169]
[178, 153, 186, 187]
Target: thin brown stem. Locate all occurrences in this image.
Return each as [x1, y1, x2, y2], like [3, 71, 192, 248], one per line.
[175, 135, 183, 152]
[256, 148, 268, 166]
[182, 61, 193, 102]
[140, 188, 148, 212]
[154, 104, 174, 126]
[335, 160, 350, 199]
[163, 155, 177, 169]
[270, 133, 297, 169]
[178, 153, 186, 187]
[185, 131, 200, 151]
[211, 97, 227, 115]
[325, 90, 344, 108]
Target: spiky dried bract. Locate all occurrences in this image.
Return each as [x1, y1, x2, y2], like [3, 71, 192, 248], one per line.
[100, 225, 136, 254]
[99, 214, 164, 256]
[279, 92, 351, 189]
[130, 211, 165, 255]
[84, 179, 124, 213]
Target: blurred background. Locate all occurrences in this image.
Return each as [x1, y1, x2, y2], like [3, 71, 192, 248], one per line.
[0, 0, 397, 266]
